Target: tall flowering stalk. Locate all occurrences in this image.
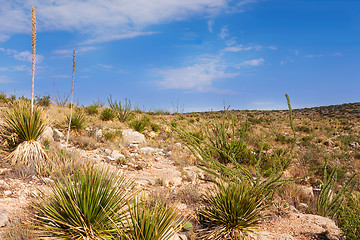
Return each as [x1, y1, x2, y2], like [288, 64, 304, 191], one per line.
[31, 6, 36, 115]
[65, 46, 75, 148]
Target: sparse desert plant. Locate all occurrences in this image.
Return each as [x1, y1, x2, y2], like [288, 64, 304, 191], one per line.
[52, 93, 69, 106]
[338, 194, 360, 240]
[34, 166, 135, 239]
[66, 109, 86, 131]
[124, 198, 185, 240]
[86, 104, 99, 115]
[197, 181, 264, 240]
[2, 215, 39, 240]
[316, 162, 357, 219]
[103, 129, 123, 141]
[100, 108, 116, 121]
[108, 95, 132, 122]
[3, 100, 48, 168]
[130, 115, 150, 133]
[35, 95, 51, 107]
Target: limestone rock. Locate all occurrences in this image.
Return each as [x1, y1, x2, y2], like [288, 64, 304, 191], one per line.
[40, 126, 54, 142]
[0, 206, 8, 227]
[122, 129, 146, 145]
[53, 129, 65, 141]
[350, 141, 359, 148]
[111, 150, 125, 161]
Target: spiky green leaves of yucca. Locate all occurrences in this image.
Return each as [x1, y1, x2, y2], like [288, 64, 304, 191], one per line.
[197, 181, 264, 240]
[66, 109, 86, 131]
[124, 198, 184, 240]
[34, 167, 135, 239]
[3, 101, 48, 167]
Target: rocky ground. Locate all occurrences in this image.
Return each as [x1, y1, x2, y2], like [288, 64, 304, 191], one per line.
[0, 125, 345, 240]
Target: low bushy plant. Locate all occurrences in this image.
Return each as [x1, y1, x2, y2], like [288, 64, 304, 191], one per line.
[66, 109, 86, 130]
[130, 115, 151, 133]
[197, 181, 264, 239]
[34, 167, 135, 239]
[35, 95, 51, 107]
[86, 105, 99, 115]
[100, 108, 116, 121]
[338, 195, 360, 240]
[124, 198, 184, 240]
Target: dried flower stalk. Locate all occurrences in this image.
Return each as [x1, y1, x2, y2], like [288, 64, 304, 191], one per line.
[31, 6, 36, 114]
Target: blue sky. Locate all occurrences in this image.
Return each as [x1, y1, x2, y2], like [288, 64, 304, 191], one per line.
[0, 0, 359, 112]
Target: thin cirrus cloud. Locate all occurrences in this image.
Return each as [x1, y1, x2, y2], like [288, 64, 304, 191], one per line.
[0, 0, 255, 44]
[0, 48, 44, 63]
[236, 58, 264, 67]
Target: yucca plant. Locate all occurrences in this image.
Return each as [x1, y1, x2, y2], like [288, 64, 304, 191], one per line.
[66, 109, 86, 131]
[100, 108, 116, 121]
[123, 198, 184, 240]
[34, 166, 135, 239]
[3, 100, 47, 167]
[108, 95, 131, 122]
[197, 181, 264, 240]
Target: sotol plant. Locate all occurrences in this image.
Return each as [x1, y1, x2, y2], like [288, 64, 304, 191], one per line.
[34, 167, 135, 239]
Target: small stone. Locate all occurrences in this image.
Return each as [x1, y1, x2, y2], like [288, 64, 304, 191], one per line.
[4, 190, 12, 196]
[53, 129, 65, 141]
[0, 206, 8, 227]
[350, 141, 359, 148]
[111, 150, 125, 161]
[40, 126, 54, 142]
[104, 148, 112, 155]
[0, 180, 9, 190]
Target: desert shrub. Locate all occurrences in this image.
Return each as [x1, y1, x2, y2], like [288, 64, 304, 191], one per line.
[34, 167, 135, 239]
[130, 115, 151, 133]
[316, 163, 356, 219]
[124, 198, 184, 240]
[338, 195, 360, 240]
[52, 93, 69, 106]
[66, 109, 86, 130]
[100, 108, 116, 121]
[197, 181, 264, 239]
[35, 95, 51, 107]
[104, 129, 123, 141]
[86, 105, 98, 115]
[2, 100, 48, 168]
[108, 95, 132, 122]
[295, 125, 313, 133]
[1, 215, 38, 240]
[150, 123, 160, 132]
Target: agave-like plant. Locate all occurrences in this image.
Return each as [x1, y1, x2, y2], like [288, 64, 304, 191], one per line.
[3, 100, 47, 167]
[197, 181, 264, 240]
[124, 198, 184, 240]
[34, 166, 135, 239]
[66, 109, 86, 131]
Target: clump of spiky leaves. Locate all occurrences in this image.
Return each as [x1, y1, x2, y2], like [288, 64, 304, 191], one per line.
[124, 198, 185, 240]
[108, 95, 132, 122]
[3, 100, 48, 167]
[34, 166, 135, 239]
[66, 109, 86, 131]
[170, 94, 297, 202]
[197, 181, 264, 240]
[317, 162, 357, 219]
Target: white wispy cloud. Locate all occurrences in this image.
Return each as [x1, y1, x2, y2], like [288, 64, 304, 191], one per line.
[0, 48, 44, 63]
[53, 46, 98, 55]
[0, 75, 13, 83]
[207, 19, 215, 33]
[304, 52, 342, 58]
[219, 25, 229, 39]
[236, 58, 264, 67]
[0, 65, 28, 71]
[0, 0, 256, 43]
[154, 57, 239, 92]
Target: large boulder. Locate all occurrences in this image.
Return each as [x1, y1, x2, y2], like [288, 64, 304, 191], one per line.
[122, 129, 146, 145]
[40, 126, 54, 142]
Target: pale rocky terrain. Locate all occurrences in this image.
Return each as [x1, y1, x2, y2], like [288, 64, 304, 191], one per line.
[0, 124, 345, 240]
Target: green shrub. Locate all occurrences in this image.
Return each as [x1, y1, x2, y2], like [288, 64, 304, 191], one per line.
[100, 108, 116, 121]
[130, 116, 151, 133]
[124, 198, 184, 240]
[104, 129, 123, 141]
[338, 195, 360, 240]
[66, 109, 86, 130]
[35, 95, 51, 107]
[34, 167, 134, 239]
[197, 181, 264, 239]
[86, 105, 99, 115]
[151, 123, 160, 132]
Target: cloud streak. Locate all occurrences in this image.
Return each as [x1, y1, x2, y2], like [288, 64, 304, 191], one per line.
[0, 0, 256, 43]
